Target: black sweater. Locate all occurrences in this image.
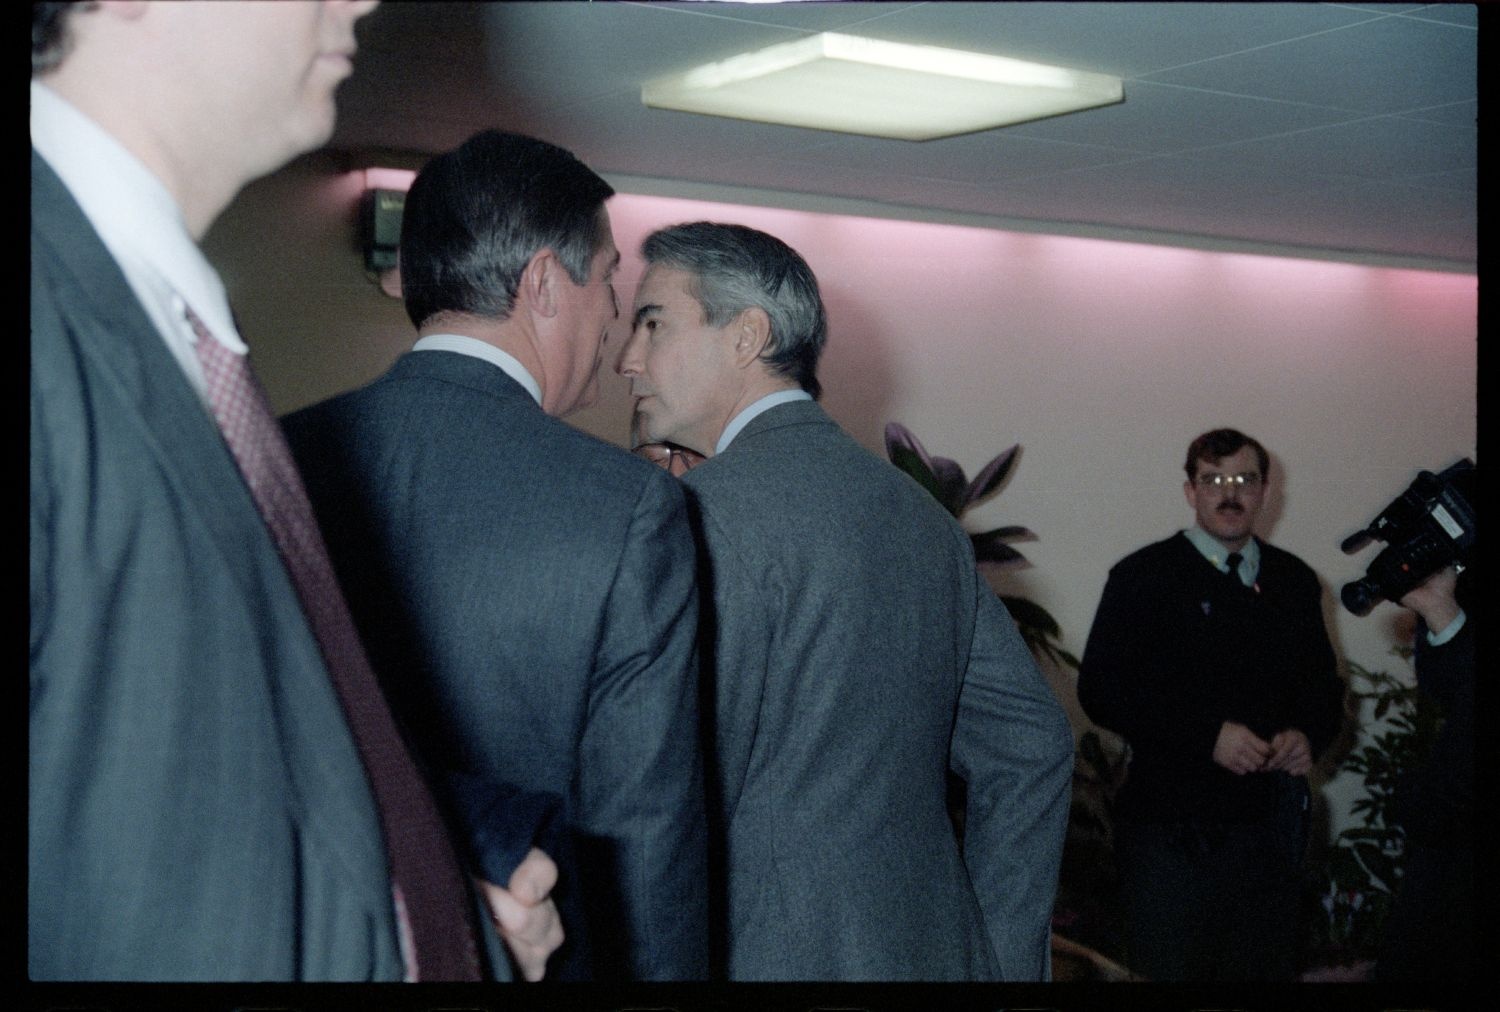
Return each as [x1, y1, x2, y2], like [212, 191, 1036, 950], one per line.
[1078, 533, 1343, 824]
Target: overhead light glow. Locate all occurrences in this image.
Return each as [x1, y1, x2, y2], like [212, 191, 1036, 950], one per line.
[362, 166, 417, 192]
[642, 33, 1123, 141]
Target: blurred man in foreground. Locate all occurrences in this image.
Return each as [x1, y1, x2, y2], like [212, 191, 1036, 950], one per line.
[31, 1, 558, 980]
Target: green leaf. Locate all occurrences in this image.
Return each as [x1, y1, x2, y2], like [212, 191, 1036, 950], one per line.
[1000, 595, 1063, 639]
[1361, 847, 1402, 892]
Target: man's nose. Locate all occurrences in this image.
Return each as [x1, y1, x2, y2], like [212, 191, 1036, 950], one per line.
[615, 333, 640, 376]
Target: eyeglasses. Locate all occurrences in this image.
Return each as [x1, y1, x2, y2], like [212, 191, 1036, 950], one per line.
[1195, 471, 1263, 490]
[633, 441, 704, 474]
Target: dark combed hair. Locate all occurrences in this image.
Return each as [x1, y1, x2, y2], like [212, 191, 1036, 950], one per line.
[640, 221, 827, 399]
[1184, 427, 1270, 481]
[32, 1, 86, 74]
[399, 129, 615, 330]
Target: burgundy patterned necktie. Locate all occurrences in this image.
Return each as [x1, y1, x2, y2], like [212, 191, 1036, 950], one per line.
[187, 307, 482, 981]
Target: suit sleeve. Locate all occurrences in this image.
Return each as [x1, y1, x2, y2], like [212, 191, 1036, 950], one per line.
[1077, 565, 1226, 763]
[574, 471, 709, 980]
[950, 579, 1074, 980]
[1282, 567, 1343, 758]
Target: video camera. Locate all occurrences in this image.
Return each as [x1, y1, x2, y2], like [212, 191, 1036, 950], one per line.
[1339, 458, 1476, 616]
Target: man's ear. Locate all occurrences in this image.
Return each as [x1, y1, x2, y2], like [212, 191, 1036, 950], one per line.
[520, 249, 562, 319]
[730, 306, 773, 369]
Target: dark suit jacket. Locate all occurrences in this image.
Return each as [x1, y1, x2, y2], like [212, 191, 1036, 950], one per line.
[284, 349, 710, 980]
[28, 151, 486, 979]
[1077, 532, 1343, 825]
[681, 400, 1074, 981]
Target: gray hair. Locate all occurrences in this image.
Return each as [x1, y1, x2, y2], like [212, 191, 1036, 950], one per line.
[640, 222, 826, 398]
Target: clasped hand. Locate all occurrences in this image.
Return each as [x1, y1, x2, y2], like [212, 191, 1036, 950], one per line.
[1212, 721, 1311, 777]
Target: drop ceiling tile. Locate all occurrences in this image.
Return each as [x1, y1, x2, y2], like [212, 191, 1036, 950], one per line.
[831, 2, 1383, 77]
[1003, 80, 1361, 153]
[1186, 116, 1476, 182]
[1142, 13, 1476, 115]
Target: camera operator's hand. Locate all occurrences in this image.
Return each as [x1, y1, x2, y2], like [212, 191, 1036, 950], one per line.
[1212, 721, 1271, 776]
[1398, 565, 1461, 632]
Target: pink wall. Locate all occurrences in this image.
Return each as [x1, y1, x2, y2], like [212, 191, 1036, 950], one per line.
[207, 164, 1476, 830]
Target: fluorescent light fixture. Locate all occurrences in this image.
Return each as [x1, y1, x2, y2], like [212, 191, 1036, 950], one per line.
[642, 33, 1123, 141]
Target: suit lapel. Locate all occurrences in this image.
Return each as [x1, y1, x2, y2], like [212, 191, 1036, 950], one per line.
[32, 152, 279, 585]
[33, 151, 396, 893]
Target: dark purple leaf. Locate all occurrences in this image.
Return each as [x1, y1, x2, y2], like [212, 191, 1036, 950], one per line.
[999, 595, 1063, 638]
[963, 444, 1020, 510]
[888, 443, 945, 507]
[884, 421, 933, 472]
[971, 525, 1035, 542]
[930, 456, 968, 514]
[972, 532, 1027, 566]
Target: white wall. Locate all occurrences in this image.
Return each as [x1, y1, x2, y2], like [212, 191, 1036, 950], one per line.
[205, 158, 1477, 837]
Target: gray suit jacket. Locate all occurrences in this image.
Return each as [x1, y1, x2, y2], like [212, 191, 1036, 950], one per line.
[682, 400, 1073, 981]
[284, 350, 709, 980]
[28, 151, 493, 979]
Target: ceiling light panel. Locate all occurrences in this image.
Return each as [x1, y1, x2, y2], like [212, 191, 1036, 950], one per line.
[642, 33, 1124, 141]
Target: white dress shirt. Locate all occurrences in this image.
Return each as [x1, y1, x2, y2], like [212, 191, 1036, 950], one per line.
[31, 80, 245, 404]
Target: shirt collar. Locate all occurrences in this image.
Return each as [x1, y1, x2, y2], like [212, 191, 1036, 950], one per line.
[716, 389, 813, 455]
[1183, 526, 1261, 584]
[30, 80, 243, 354]
[411, 334, 543, 406]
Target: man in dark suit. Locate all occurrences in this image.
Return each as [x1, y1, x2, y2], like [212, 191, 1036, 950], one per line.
[31, 1, 560, 981]
[1077, 428, 1344, 980]
[615, 221, 1074, 981]
[283, 130, 710, 981]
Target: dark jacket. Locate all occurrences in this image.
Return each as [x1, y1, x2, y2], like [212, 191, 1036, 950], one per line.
[30, 150, 421, 980]
[1078, 531, 1343, 824]
[285, 350, 709, 981]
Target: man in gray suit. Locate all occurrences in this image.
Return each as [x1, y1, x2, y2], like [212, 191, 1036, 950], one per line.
[31, 1, 560, 981]
[616, 222, 1074, 980]
[284, 130, 709, 980]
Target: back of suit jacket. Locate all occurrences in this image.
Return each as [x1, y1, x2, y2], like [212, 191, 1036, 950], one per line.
[30, 152, 409, 980]
[285, 350, 709, 980]
[682, 401, 1073, 981]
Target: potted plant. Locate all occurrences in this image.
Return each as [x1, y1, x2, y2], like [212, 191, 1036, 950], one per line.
[883, 422, 1076, 666]
[1299, 649, 1443, 980]
[883, 422, 1135, 979]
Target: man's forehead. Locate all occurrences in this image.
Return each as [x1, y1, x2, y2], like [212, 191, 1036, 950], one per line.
[1199, 447, 1261, 472]
[633, 265, 693, 308]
